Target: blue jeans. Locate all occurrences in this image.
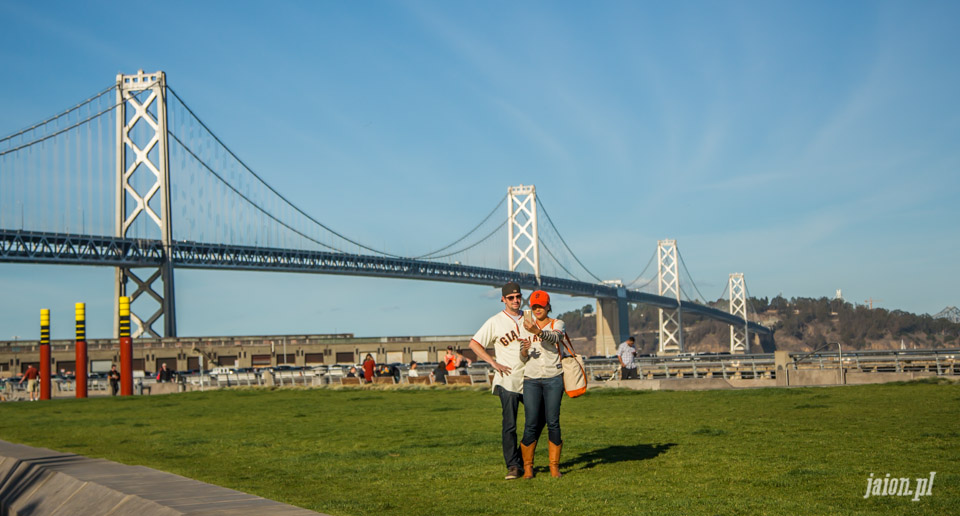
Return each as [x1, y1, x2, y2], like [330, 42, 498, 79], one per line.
[495, 386, 522, 469]
[522, 375, 563, 446]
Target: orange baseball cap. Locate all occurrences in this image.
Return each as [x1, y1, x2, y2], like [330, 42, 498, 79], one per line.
[530, 290, 550, 308]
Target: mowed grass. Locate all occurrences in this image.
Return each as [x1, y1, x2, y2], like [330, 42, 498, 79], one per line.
[1, 380, 957, 516]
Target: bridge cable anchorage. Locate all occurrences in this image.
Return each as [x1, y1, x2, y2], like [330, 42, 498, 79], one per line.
[625, 249, 658, 290]
[418, 219, 508, 260]
[167, 133, 345, 253]
[0, 84, 116, 143]
[414, 194, 507, 259]
[538, 238, 583, 282]
[166, 86, 402, 258]
[0, 85, 157, 157]
[677, 249, 710, 305]
[535, 194, 604, 283]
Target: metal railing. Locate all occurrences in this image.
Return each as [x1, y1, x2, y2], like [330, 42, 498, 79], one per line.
[3, 349, 955, 399]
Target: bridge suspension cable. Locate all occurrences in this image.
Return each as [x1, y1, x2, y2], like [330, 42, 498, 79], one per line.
[717, 280, 731, 305]
[1, 83, 157, 237]
[414, 194, 506, 259]
[0, 84, 116, 144]
[535, 194, 603, 283]
[744, 282, 761, 321]
[625, 249, 658, 291]
[677, 248, 710, 303]
[167, 132, 346, 253]
[168, 86, 515, 265]
[416, 219, 508, 260]
[538, 239, 583, 281]
[167, 86, 403, 258]
[0, 84, 159, 158]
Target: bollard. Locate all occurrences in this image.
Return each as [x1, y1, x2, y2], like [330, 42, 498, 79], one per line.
[119, 297, 134, 396]
[39, 309, 51, 400]
[75, 303, 88, 398]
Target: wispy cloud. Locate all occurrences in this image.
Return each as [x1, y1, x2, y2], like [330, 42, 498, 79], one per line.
[696, 171, 790, 192]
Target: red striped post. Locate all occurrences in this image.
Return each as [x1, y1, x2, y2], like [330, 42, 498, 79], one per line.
[119, 297, 133, 396]
[39, 309, 51, 400]
[75, 302, 87, 398]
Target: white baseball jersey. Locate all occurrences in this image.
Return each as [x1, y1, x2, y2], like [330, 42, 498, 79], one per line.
[524, 318, 565, 379]
[471, 310, 533, 393]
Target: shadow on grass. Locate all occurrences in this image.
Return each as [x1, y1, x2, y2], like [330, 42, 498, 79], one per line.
[563, 443, 676, 470]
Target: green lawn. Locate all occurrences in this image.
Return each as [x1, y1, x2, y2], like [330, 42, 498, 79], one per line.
[1, 380, 957, 515]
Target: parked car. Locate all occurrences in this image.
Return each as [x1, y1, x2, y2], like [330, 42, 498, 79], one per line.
[209, 367, 236, 377]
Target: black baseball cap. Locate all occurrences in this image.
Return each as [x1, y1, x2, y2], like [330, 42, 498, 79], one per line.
[502, 282, 521, 297]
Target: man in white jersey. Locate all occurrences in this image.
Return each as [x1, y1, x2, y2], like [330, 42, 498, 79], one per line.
[469, 281, 534, 480]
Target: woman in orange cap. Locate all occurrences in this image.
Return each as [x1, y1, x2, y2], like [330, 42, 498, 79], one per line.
[519, 290, 567, 478]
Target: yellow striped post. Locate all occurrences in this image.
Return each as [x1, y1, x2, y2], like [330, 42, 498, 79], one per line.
[119, 297, 133, 395]
[75, 302, 88, 398]
[39, 309, 51, 400]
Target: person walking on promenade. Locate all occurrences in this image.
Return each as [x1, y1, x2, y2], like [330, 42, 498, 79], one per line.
[362, 354, 376, 383]
[519, 290, 567, 478]
[108, 365, 121, 396]
[618, 337, 638, 379]
[19, 364, 39, 401]
[156, 363, 175, 383]
[468, 281, 533, 480]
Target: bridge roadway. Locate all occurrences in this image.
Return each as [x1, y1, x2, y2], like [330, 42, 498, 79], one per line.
[0, 229, 770, 334]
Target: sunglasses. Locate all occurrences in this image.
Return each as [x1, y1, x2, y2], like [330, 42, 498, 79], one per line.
[505, 294, 523, 301]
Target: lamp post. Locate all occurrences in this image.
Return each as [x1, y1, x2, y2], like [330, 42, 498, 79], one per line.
[835, 342, 844, 385]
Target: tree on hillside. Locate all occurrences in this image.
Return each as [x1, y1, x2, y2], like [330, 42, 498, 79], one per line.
[557, 295, 960, 352]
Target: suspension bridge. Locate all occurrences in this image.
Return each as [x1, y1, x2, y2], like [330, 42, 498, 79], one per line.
[0, 70, 769, 355]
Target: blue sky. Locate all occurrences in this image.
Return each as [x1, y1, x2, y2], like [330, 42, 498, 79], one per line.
[1, 0, 958, 340]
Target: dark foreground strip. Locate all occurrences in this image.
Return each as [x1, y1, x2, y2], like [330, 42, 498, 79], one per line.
[0, 439, 326, 515]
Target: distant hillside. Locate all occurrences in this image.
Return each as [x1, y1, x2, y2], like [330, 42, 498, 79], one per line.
[558, 296, 960, 353]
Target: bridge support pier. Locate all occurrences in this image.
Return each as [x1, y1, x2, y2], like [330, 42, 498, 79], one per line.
[596, 286, 629, 357]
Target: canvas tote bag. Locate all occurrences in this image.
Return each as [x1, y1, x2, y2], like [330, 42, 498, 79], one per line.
[558, 331, 587, 397]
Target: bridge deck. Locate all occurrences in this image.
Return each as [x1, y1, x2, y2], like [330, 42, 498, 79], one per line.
[0, 229, 771, 334]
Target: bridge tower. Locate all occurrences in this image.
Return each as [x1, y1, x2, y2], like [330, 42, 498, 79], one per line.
[507, 185, 540, 284]
[657, 239, 683, 354]
[114, 70, 177, 338]
[729, 273, 749, 354]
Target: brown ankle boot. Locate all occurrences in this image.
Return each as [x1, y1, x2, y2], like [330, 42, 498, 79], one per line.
[520, 441, 537, 479]
[548, 441, 562, 478]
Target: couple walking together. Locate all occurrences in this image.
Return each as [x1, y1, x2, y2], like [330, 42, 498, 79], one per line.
[469, 282, 567, 480]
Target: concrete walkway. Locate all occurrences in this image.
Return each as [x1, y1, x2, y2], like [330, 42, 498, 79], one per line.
[0, 440, 328, 515]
